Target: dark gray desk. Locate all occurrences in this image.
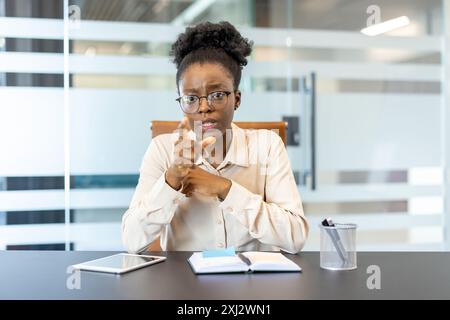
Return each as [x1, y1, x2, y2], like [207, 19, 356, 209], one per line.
[1, 251, 449, 299]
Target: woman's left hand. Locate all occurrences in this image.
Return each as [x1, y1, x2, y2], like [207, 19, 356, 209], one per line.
[180, 166, 231, 200]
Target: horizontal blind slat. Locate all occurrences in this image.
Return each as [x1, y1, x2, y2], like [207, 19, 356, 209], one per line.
[0, 17, 441, 52]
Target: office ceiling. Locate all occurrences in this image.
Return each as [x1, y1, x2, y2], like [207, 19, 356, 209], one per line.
[4, 0, 440, 34]
[67, 0, 442, 34]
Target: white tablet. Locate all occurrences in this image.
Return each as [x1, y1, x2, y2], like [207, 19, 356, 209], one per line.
[72, 253, 166, 274]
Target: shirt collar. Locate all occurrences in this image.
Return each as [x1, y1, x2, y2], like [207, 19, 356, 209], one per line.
[193, 122, 249, 168]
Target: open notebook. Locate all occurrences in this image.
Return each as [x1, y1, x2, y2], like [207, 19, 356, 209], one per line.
[188, 251, 301, 274]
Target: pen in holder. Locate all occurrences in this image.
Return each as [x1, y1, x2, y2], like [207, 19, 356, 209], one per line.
[320, 218, 357, 271]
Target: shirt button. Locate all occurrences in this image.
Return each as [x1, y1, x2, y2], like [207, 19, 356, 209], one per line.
[217, 219, 223, 224]
[218, 243, 224, 248]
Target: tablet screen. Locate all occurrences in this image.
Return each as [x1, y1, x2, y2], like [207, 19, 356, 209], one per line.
[74, 253, 165, 273]
[82, 254, 156, 268]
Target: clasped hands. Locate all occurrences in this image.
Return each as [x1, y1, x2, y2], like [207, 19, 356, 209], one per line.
[164, 117, 231, 200]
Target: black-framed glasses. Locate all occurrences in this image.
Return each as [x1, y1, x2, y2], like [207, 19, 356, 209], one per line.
[176, 91, 232, 114]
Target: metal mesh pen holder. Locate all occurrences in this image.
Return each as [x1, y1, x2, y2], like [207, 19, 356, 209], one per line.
[319, 223, 357, 271]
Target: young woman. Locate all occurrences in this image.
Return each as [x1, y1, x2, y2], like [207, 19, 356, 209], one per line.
[122, 21, 308, 253]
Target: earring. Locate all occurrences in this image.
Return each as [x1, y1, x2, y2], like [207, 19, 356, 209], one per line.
[234, 105, 238, 110]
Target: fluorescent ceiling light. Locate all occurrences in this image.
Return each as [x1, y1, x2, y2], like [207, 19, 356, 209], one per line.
[361, 16, 410, 36]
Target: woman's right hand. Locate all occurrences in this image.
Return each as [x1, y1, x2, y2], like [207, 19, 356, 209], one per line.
[165, 117, 215, 190]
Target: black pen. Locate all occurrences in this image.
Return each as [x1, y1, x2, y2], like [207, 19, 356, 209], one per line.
[237, 252, 252, 267]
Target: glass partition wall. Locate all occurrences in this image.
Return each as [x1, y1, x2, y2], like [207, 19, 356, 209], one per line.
[0, 0, 448, 251]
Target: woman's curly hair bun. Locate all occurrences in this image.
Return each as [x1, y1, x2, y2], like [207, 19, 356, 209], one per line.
[170, 21, 253, 68]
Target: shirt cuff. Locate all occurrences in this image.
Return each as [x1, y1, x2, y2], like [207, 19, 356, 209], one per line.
[158, 172, 185, 203]
[218, 180, 255, 213]
[137, 172, 185, 223]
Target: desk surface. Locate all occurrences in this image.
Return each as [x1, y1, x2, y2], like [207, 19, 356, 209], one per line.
[1, 251, 449, 299]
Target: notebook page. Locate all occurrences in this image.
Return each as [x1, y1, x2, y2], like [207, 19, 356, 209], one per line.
[242, 252, 301, 272]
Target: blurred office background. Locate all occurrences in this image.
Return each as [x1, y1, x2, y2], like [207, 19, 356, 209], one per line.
[0, 0, 448, 251]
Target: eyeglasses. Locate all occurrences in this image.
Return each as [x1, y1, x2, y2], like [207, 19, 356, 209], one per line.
[176, 91, 232, 114]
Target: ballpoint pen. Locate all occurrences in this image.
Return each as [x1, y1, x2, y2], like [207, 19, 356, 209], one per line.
[237, 252, 252, 267]
[321, 218, 348, 267]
